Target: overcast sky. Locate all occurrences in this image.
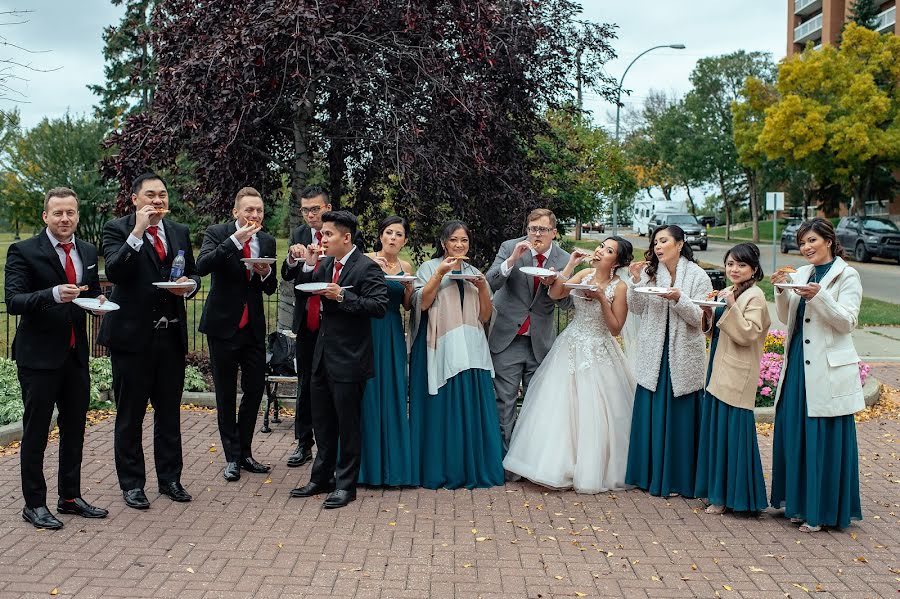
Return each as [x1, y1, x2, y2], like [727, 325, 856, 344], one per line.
[1, 0, 787, 130]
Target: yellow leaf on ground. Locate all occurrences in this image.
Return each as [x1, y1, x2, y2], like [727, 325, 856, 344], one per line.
[186, 567, 195, 573]
[792, 583, 809, 592]
[749, 566, 765, 573]
[462, 563, 472, 568]
[575, 593, 587, 597]
[855, 556, 868, 563]
[723, 585, 733, 591]
[50, 589, 58, 596]
[554, 575, 564, 580]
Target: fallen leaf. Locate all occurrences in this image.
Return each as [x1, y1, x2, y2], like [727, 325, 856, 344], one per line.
[815, 583, 825, 592]
[749, 566, 764, 573]
[208, 446, 216, 452]
[186, 567, 195, 574]
[263, 479, 272, 484]
[691, 563, 698, 571]
[651, 575, 660, 581]
[388, 522, 396, 526]
[475, 537, 489, 542]
[855, 556, 868, 563]
[471, 528, 478, 534]
[575, 593, 587, 598]
[462, 563, 472, 568]
[277, 543, 284, 548]
[723, 585, 733, 591]
[554, 575, 564, 580]
[50, 589, 58, 596]
[792, 583, 809, 592]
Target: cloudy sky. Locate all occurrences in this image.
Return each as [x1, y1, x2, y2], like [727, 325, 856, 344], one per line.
[1, 0, 787, 129]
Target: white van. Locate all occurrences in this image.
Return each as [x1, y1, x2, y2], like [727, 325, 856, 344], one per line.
[632, 199, 687, 236]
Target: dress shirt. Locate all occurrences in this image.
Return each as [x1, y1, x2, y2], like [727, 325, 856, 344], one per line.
[48, 230, 84, 303]
[229, 220, 271, 281]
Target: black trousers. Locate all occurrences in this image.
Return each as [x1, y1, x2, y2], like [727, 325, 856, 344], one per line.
[208, 327, 265, 463]
[308, 364, 365, 492]
[293, 325, 317, 449]
[110, 327, 185, 491]
[17, 351, 89, 508]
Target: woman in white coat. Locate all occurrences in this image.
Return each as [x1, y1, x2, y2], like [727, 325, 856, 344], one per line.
[770, 218, 864, 532]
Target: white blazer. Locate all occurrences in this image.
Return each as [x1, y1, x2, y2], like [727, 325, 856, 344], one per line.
[774, 257, 864, 417]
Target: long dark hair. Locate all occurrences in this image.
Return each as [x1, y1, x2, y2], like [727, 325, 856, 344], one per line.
[373, 215, 410, 251]
[796, 217, 844, 259]
[602, 235, 634, 270]
[644, 225, 696, 280]
[433, 220, 471, 258]
[724, 242, 764, 300]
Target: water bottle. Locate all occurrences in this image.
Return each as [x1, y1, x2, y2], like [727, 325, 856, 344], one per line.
[170, 250, 186, 281]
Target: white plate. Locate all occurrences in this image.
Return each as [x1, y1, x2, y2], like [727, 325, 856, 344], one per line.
[152, 281, 196, 289]
[519, 266, 556, 277]
[448, 273, 480, 280]
[72, 298, 120, 312]
[385, 275, 417, 282]
[564, 282, 598, 291]
[634, 286, 671, 295]
[691, 299, 727, 307]
[241, 257, 276, 265]
[774, 283, 811, 290]
[295, 283, 353, 292]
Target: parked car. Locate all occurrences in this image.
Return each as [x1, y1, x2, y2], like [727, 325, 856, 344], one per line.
[780, 220, 802, 254]
[581, 221, 605, 234]
[698, 215, 721, 228]
[648, 213, 707, 250]
[836, 216, 900, 263]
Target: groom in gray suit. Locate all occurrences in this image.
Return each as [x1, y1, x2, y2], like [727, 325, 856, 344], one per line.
[487, 208, 572, 464]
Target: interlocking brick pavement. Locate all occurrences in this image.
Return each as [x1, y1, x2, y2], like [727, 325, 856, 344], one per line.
[869, 363, 900, 391]
[0, 409, 897, 599]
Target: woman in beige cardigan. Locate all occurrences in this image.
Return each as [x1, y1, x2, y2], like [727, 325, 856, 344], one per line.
[694, 243, 771, 515]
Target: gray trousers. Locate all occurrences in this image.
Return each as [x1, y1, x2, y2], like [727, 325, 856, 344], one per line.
[491, 335, 541, 453]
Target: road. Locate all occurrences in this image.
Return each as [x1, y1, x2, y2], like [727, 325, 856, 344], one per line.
[578, 231, 899, 303]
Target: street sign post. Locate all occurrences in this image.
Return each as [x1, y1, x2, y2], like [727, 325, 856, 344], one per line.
[766, 192, 785, 274]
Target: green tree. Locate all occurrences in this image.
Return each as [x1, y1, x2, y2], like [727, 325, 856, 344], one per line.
[758, 24, 900, 216]
[0, 113, 116, 246]
[848, 0, 882, 29]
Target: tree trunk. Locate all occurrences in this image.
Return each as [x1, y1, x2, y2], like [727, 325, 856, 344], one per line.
[326, 95, 347, 209]
[683, 183, 697, 216]
[718, 170, 732, 241]
[746, 169, 760, 243]
[661, 185, 673, 202]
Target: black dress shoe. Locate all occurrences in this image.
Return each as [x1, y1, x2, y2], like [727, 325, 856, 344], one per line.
[289, 481, 334, 498]
[123, 488, 150, 510]
[240, 456, 271, 474]
[323, 489, 356, 509]
[223, 462, 241, 481]
[22, 506, 64, 530]
[158, 481, 192, 502]
[57, 497, 109, 518]
[287, 444, 313, 468]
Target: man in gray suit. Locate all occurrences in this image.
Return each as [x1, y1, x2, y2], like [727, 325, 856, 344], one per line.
[486, 209, 572, 468]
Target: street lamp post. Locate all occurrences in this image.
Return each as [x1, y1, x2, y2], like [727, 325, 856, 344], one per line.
[611, 43, 686, 236]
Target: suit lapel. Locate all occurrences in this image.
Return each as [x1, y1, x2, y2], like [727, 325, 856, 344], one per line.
[39, 230, 68, 282]
[74, 239, 95, 285]
[336, 249, 361, 286]
[161, 219, 177, 260]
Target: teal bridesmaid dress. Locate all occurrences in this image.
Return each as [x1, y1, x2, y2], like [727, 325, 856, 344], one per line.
[408, 278, 504, 490]
[625, 323, 703, 497]
[358, 278, 412, 486]
[770, 260, 862, 528]
[694, 305, 768, 512]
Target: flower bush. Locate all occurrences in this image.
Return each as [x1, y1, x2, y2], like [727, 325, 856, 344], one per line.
[755, 329, 870, 408]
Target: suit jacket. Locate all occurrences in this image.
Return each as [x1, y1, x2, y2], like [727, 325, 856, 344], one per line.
[485, 237, 571, 361]
[282, 223, 367, 334]
[702, 285, 770, 411]
[296, 249, 388, 382]
[773, 257, 864, 417]
[196, 222, 277, 342]
[4, 230, 102, 369]
[97, 214, 200, 354]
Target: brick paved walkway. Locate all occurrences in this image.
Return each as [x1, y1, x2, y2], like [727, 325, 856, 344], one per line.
[0, 408, 897, 599]
[869, 363, 900, 391]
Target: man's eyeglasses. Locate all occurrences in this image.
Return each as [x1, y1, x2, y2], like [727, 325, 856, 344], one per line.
[300, 206, 324, 216]
[527, 226, 553, 235]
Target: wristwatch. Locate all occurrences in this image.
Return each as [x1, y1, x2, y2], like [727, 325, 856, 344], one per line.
[336, 289, 345, 303]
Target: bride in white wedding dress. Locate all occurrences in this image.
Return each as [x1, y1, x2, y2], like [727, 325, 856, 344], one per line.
[503, 237, 637, 494]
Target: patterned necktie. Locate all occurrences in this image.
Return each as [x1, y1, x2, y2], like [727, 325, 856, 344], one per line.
[146, 225, 166, 261]
[238, 239, 252, 329]
[59, 242, 77, 348]
[516, 253, 546, 336]
[305, 231, 325, 332]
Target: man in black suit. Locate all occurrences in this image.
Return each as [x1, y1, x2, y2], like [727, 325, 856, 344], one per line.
[5, 187, 109, 529]
[196, 187, 277, 482]
[288, 211, 387, 508]
[98, 172, 201, 509]
[281, 185, 366, 468]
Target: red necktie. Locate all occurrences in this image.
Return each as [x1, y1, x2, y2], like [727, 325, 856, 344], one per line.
[516, 253, 546, 336]
[307, 260, 342, 332]
[60, 242, 77, 348]
[238, 239, 252, 329]
[146, 225, 166, 261]
[305, 231, 325, 332]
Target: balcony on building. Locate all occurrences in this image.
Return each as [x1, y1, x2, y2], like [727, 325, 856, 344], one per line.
[875, 6, 896, 33]
[794, 0, 823, 17]
[794, 12, 824, 45]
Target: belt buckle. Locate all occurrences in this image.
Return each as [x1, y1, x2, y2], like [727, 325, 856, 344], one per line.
[154, 317, 169, 330]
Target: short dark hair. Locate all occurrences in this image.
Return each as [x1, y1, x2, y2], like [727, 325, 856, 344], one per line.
[723, 242, 764, 299]
[300, 185, 328, 203]
[602, 235, 634, 270]
[131, 172, 168, 195]
[321, 210, 357, 236]
[44, 187, 79, 211]
[796, 217, 844, 259]
[374, 215, 410, 251]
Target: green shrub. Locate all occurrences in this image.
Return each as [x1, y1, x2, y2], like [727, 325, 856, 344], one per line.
[184, 365, 209, 392]
[0, 358, 24, 427]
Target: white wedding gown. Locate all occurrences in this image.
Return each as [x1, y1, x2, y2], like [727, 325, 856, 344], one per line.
[503, 274, 636, 493]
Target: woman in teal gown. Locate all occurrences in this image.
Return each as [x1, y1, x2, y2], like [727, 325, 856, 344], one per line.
[408, 220, 504, 489]
[358, 216, 414, 486]
[695, 243, 769, 514]
[770, 219, 863, 532]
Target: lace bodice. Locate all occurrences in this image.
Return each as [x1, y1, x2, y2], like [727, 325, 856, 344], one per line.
[560, 271, 626, 374]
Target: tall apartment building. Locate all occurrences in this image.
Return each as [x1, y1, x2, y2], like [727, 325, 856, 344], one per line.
[788, 0, 897, 56]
